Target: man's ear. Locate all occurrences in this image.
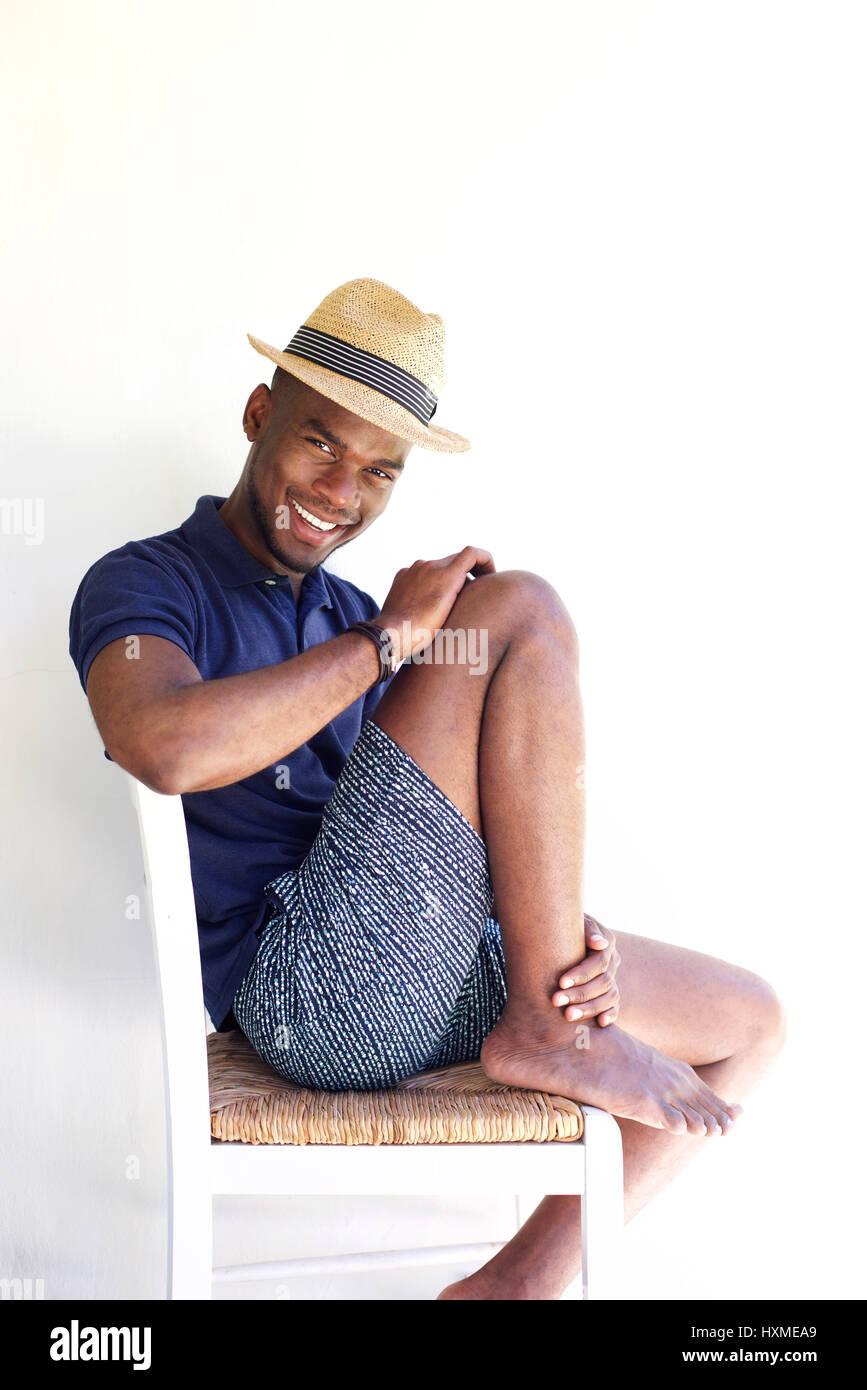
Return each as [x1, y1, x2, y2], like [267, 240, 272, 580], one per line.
[242, 383, 271, 442]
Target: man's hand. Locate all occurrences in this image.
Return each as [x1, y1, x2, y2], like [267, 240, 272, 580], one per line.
[377, 546, 496, 662]
[551, 915, 621, 1026]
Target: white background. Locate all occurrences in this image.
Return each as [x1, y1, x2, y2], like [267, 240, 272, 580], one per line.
[2, 0, 865, 1300]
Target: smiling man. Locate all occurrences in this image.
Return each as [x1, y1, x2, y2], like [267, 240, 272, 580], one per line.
[237, 375, 409, 562]
[69, 277, 785, 1300]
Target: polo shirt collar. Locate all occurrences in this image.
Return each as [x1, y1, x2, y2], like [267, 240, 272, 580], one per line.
[183, 494, 333, 609]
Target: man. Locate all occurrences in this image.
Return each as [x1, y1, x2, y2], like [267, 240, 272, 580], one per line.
[69, 277, 785, 1300]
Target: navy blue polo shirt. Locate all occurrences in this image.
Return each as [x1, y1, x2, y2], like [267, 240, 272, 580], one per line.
[69, 493, 393, 1031]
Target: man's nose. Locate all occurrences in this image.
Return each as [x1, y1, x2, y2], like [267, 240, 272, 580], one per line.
[314, 463, 361, 513]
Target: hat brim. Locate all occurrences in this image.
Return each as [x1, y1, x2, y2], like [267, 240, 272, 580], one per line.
[247, 335, 471, 454]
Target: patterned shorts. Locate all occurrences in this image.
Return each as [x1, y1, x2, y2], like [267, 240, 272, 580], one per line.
[232, 717, 508, 1091]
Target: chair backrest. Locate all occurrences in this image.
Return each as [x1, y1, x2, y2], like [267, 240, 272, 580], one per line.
[124, 771, 213, 1292]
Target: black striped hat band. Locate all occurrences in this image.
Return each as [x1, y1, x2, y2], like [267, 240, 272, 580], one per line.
[283, 325, 438, 425]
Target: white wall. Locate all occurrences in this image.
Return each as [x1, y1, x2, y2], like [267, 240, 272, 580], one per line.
[2, 0, 864, 1300]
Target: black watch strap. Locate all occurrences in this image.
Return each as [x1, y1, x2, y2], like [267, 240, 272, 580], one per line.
[346, 620, 399, 684]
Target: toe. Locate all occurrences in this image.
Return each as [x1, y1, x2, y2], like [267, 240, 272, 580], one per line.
[660, 1103, 689, 1135]
[678, 1103, 711, 1136]
[719, 1101, 743, 1130]
[703, 1088, 743, 1125]
[696, 1105, 722, 1136]
[698, 1081, 741, 1126]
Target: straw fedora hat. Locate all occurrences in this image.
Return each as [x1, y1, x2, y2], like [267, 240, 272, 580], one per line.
[247, 277, 470, 454]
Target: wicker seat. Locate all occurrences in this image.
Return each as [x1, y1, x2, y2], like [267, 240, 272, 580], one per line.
[208, 1029, 585, 1147]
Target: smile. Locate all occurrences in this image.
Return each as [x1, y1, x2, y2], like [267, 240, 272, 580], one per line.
[290, 496, 341, 532]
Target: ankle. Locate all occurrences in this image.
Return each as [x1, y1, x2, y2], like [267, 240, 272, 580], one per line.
[491, 1001, 600, 1047]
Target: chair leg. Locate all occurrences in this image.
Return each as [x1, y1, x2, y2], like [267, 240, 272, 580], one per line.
[580, 1105, 624, 1300]
[165, 1143, 213, 1299]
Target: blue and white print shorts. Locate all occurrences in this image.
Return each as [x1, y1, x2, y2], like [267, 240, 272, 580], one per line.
[232, 717, 508, 1091]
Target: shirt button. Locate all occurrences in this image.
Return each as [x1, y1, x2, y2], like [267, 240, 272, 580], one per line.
[265, 579, 276, 585]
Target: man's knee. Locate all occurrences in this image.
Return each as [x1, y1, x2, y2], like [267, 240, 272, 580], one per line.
[455, 568, 578, 645]
[739, 970, 787, 1058]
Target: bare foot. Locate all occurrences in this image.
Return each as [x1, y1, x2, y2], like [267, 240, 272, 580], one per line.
[481, 1010, 742, 1136]
[437, 1269, 525, 1300]
[437, 1275, 488, 1300]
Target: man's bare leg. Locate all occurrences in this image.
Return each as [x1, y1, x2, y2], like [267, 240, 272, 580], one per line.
[373, 569, 742, 1133]
[437, 931, 786, 1299]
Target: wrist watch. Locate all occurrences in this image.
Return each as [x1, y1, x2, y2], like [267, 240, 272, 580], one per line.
[346, 620, 402, 684]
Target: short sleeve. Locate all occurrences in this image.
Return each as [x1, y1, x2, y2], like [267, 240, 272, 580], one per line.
[69, 545, 199, 697]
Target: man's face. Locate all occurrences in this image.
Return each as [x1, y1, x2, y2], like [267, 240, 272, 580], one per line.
[239, 377, 411, 576]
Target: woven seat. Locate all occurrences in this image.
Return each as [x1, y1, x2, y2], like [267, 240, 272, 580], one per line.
[208, 1030, 584, 1146]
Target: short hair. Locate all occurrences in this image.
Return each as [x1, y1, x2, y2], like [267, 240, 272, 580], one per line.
[270, 366, 302, 416]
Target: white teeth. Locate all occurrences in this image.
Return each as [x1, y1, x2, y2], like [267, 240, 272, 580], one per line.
[291, 497, 338, 531]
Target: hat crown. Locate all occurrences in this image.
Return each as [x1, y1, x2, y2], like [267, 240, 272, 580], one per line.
[305, 278, 446, 395]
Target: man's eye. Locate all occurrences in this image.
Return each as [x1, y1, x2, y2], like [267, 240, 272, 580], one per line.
[367, 468, 390, 480]
[308, 438, 332, 454]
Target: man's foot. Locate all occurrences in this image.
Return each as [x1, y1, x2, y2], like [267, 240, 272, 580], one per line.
[436, 1267, 531, 1300]
[481, 1011, 742, 1135]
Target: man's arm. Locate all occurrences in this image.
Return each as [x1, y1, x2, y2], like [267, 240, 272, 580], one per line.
[85, 544, 496, 796]
[85, 630, 384, 795]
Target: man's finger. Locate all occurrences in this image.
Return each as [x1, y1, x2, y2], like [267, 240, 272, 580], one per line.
[584, 914, 609, 948]
[553, 972, 617, 1009]
[558, 947, 613, 991]
[562, 987, 620, 1022]
[453, 545, 495, 575]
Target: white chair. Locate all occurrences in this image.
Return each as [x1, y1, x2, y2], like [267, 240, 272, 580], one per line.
[125, 769, 624, 1300]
